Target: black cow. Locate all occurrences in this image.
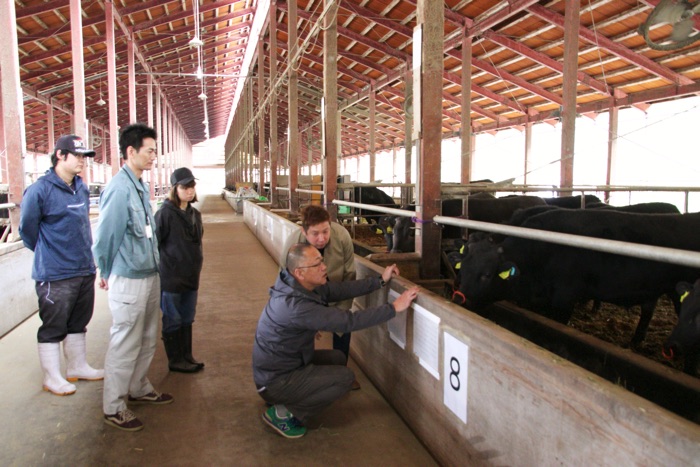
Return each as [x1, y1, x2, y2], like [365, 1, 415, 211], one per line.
[455, 210, 700, 346]
[589, 201, 680, 214]
[352, 186, 398, 222]
[542, 194, 602, 208]
[663, 280, 700, 375]
[391, 196, 546, 253]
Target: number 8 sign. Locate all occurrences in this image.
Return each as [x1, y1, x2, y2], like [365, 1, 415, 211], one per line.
[443, 331, 469, 423]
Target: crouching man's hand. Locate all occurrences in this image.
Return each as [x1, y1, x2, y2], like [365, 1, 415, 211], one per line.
[393, 287, 419, 313]
[381, 263, 400, 283]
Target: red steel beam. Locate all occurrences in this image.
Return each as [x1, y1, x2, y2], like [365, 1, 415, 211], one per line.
[529, 4, 694, 86]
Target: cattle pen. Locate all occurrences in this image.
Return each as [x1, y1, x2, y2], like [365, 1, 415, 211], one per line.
[241, 198, 700, 466]
[3, 0, 700, 465]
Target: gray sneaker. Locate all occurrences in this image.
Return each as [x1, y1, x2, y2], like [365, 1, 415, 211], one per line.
[104, 409, 144, 432]
[128, 390, 174, 405]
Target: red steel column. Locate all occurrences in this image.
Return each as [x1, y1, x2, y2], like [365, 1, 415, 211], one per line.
[127, 40, 137, 123]
[369, 84, 376, 182]
[269, 2, 278, 205]
[605, 89, 623, 202]
[403, 65, 412, 205]
[460, 33, 473, 184]
[155, 88, 162, 194]
[288, 0, 299, 212]
[47, 104, 55, 150]
[323, 0, 339, 219]
[0, 0, 26, 240]
[106, 1, 120, 176]
[258, 38, 266, 197]
[69, 0, 89, 185]
[560, 0, 580, 193]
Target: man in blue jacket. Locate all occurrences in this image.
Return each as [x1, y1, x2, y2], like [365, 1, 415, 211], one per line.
[253, 243, 419, 438]
[93, 123, 172, 432]
[20, 135, 104, 397]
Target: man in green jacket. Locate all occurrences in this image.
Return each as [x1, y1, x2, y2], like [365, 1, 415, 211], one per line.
[93, 123, 173, 432]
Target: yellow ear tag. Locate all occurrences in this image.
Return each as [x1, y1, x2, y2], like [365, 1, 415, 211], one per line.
[459, 245, 464, 254]
[680, 291, 690, 303]
[375, 228, 382, 234]
[455, 262, 461, 270]
[387, 227, 393, 234]
[498, 267, 515, 280]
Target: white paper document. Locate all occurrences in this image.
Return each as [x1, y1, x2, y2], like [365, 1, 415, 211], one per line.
[413, 303, 440, 379]
[443, 331, 469, 423]
[387, 290, 407, 349]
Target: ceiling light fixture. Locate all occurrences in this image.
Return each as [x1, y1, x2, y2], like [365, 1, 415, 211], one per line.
[189, 36, 203, 48]
[97, 81, 106, 106]
[198, 92, 207, 100]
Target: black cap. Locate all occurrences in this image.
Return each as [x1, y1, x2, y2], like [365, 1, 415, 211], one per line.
[55, 135, 96, 157]
[171, 167, 196, 186]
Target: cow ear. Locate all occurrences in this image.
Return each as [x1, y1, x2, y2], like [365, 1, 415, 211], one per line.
[447, 251, 462, 269]
[676, 281, 693, 302]
[677, 281, 692, 295]
[498, 262, 518, 280]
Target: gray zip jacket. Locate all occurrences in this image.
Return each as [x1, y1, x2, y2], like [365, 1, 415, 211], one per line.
[252, 269, 394, 387]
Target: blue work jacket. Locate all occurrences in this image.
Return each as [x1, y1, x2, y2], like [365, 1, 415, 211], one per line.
[19, 168, 96, 282]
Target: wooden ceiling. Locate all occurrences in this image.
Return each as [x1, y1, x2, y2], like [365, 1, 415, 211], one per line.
[14, 0, 700, 162]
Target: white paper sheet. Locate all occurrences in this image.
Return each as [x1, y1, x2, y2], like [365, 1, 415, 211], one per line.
[387, 290, 407, 349]
[443, 331, 469, 423]
[413, 303, 440, 379]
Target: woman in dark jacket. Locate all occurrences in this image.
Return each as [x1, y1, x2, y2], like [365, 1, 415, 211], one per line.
[154, 167, 204, 373]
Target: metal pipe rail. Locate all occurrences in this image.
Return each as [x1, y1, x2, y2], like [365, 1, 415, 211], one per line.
[0, 203, 16, 210]
[295, 188, 324, 195]
[433, 215, 700, 269]
[332, 200, 415, 218]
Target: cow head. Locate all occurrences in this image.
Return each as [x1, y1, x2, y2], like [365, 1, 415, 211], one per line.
[391, 216, 416, 253]
[454, 237, 518, 309]
[663, 279, 700, 361]
[374, 215, 396, 251]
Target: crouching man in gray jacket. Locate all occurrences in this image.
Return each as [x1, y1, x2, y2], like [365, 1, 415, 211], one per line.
[253, 243, 419, 438]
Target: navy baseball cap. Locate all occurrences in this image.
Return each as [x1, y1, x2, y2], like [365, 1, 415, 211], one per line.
[55, 135, 96, 157]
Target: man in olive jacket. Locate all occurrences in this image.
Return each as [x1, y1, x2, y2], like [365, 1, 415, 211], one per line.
[254, 243, 419, 438]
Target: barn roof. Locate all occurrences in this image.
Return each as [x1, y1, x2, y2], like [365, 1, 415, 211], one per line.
[14, 0, 700, 160]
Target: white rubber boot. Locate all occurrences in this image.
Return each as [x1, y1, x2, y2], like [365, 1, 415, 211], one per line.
[38, 343, 76, 396]
[64, 333, 104, 381]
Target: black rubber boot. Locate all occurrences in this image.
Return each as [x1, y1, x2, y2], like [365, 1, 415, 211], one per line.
[181, 324, 204, 369]
[162, 330, 200, 373]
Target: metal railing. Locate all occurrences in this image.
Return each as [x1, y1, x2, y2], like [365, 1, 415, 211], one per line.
[330, 194, 700, 269]
[433, 215, 700, 269]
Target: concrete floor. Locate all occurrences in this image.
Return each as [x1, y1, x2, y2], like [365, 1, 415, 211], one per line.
[1, 194, 437, 466]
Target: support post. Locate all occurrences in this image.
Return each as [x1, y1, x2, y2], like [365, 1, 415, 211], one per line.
[460, 33, 473, 184]
[323, 0, 339, 220]
[0, 0, 26, 241]
[416, 0, 444, 278]
[559, 0, 580, 194]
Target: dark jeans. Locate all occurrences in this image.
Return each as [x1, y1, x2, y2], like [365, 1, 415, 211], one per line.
[259, 350, 354, 422]
[36, 274, 96, 343]
[160, 289, 198, 333]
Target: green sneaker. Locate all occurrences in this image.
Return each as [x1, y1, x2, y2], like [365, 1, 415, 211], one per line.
[262, 405, 307, 438]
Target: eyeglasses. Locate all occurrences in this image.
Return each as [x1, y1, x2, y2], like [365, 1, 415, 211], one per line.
[297, 259, 324, 269]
